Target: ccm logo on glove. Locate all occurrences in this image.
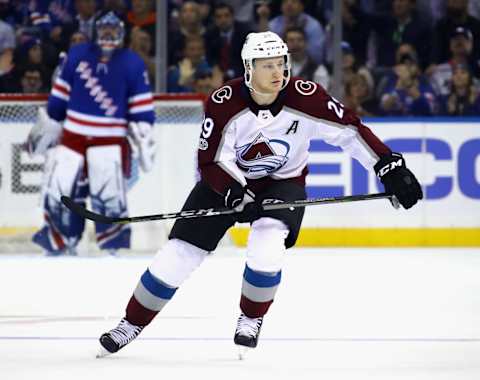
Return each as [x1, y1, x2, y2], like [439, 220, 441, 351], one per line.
[376, 157, 403, 177]
[374, 152, 423, 210]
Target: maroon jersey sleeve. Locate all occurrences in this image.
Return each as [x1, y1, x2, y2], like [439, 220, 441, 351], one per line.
[285, 78, 390, 164]
[197, 79, 248, 195]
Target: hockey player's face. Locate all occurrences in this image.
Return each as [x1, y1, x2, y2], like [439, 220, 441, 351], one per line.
[97, 25, 122, 51]
[98, 26, 116, 40]
[252, 57, 286, 93]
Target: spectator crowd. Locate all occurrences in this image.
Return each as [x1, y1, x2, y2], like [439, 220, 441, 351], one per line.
[1, 0, 480, 116]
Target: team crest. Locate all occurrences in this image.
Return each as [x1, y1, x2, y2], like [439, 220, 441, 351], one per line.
[236, 133, 290, 178]
[294, 79, 317, 96]
[211, 85, 232, 104]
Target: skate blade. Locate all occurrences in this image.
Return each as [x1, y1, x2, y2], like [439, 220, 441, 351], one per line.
[237, 346, 251, 360]
[96, 345, 112, 358]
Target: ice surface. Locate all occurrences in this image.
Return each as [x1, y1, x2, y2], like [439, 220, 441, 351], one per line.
[1, 248, 479, 380]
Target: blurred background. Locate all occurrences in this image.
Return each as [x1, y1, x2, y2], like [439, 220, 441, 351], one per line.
[0, 0, 479, 253]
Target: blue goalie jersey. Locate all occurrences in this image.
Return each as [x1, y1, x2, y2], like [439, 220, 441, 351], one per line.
[48, 42, 155, 138]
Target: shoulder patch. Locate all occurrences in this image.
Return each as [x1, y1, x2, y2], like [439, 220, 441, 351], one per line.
[294, 79, 317, 96]
[199, 138, 209, 150]
[211, 85, 233, 104]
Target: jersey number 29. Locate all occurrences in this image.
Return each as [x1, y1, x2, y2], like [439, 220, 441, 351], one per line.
[201, 117, 214, 138]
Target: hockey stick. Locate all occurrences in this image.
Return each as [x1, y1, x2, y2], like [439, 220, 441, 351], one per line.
[61, 192, 396, 225]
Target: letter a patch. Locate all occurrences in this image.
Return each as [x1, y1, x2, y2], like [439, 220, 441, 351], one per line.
[286, 120, 299, 135]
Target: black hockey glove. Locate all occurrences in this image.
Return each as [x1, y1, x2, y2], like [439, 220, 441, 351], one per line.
[224, 181, 248, 209]
[236, 201, 262, 223]
[224, 182, 261, 223]
[374, 152, 423, 210]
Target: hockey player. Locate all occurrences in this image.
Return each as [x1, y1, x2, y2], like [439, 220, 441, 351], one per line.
[29, 11, 155, 256]
[97, 32, 423, 357]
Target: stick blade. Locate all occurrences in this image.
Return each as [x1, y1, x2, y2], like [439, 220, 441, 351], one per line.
[60, 196, 116, 224]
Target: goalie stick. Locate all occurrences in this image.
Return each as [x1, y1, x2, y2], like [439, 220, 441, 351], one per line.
[61, 192, 397, 225]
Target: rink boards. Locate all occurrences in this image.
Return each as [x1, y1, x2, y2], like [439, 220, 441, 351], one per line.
[234, 119, 480, 246]
[0, 118, 479, 248]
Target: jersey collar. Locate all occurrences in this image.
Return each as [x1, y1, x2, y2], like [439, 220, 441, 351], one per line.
[241, 83, 286, 118]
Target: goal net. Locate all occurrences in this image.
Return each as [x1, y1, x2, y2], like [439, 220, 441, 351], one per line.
[0, 94, 206, 255]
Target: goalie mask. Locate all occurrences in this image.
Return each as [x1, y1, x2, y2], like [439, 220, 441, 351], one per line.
[95, 11, 125, 55]
[241, 31, 291, 91]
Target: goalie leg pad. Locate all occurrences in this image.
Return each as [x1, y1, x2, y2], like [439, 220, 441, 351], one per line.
[240, 217, 288, 318]
[33, 145, 86, 253]
[86, 145, 130, 250]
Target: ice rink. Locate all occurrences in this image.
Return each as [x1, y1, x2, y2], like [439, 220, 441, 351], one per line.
[1, 247, 479, 380]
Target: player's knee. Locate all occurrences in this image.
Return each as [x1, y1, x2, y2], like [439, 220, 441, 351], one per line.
[246, 217, 289, 273]
[148, 238, 208, 287]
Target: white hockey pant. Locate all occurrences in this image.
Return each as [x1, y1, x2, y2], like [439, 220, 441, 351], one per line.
[130, 217, 289, 318]
[129, 239, 208, 313]
[241, 217, 289, 317]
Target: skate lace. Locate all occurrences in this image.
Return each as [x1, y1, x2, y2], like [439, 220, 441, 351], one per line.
[236, 314, 263, 338]
[109, 319, 143, 346]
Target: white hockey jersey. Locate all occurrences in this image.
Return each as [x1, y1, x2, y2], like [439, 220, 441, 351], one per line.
[198, 77, 391, 194]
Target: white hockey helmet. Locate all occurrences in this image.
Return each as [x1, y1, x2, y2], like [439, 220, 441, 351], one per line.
[241, 31, 291, 91]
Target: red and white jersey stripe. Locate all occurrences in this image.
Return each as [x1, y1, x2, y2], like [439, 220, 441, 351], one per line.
[46, 43, 155, 133]
[128, 93, 154, 114]
[64, 109, 128, 137]
[51, 78, 71, 102]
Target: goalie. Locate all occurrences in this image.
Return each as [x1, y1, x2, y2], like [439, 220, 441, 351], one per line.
[27, 11, 155, 256]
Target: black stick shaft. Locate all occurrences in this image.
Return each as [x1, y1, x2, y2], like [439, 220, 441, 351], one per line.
[263, 192, 392, 210]
[61, 192, 393, 225]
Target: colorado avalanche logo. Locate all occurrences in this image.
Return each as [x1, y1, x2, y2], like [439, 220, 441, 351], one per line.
[211, 85, 232, 104]
[236, 133, 290, 178]
[294, 79, 317, 96]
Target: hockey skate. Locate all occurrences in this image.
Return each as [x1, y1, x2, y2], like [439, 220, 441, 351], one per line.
[97, 318, 144, 358]
[233, 313, 263, 360]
